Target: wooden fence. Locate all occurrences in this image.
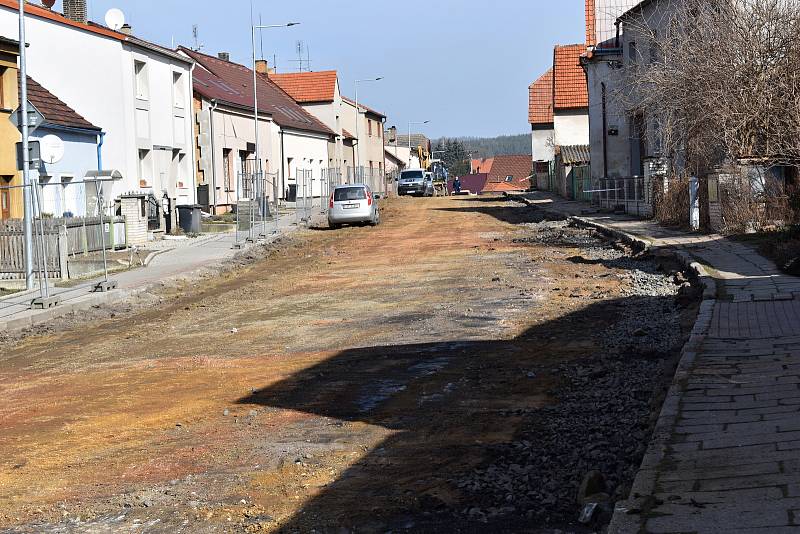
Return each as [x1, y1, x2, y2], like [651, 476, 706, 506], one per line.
[0, 216, 126, 280]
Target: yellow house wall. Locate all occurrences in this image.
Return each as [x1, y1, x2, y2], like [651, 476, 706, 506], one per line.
[0, 51, 21, 219]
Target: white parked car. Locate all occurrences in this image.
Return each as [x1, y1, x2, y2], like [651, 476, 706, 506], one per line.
[328, 184, 381, 228]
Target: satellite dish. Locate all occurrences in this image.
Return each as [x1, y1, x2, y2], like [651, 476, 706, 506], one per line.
[104, 8, 126, 31]
[41, 0, 56, 8]
[40, 134, 65, 165]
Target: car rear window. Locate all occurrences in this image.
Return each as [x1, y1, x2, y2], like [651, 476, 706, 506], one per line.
[334, 187, 367, 201]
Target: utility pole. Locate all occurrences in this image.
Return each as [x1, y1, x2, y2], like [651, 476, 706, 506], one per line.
[18, 2, 33, 290]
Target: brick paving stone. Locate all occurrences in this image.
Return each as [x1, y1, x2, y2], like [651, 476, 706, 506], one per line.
[516, 192, 800, 533]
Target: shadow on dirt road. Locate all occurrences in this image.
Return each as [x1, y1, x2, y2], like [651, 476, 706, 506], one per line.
[238, 294, 681, 533]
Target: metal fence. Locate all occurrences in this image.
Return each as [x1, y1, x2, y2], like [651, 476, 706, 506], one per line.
[235, 168, 280, 245]
[585, 176, 654, 217]
[347, 166, 387, 198]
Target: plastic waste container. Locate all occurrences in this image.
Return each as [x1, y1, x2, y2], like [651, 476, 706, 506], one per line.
[177, 204, 202, 234]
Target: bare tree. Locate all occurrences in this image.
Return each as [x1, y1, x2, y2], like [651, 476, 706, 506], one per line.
[621, 0, 800, 175]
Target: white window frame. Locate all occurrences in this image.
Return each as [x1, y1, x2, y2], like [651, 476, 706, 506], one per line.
[134, 60, 149, 101]
[172, 71, 185, 109]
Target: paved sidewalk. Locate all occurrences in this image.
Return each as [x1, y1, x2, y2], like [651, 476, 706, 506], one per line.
[0, 216, 298, 332]
[514, 192, 800, 533]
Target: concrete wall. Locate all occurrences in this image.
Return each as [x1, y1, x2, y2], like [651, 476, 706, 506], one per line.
[532, 126, 555, 162]
[33, 125, 99, 217]
[585, 56, 632, 180]
[553, 110, 589, 147]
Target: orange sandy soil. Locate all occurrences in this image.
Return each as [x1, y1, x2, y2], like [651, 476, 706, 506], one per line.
[0, 196, 630, 532]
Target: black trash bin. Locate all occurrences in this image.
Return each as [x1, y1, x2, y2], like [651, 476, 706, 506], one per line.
[286, 183, 297, 203]
[177, 204, 202, 234]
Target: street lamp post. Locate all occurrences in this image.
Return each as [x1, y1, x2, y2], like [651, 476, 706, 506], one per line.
[18, 2, 33, 290]
[407, 120, 430, 167]
[354, 77, 383, 180]
[248, 21, 299, 242]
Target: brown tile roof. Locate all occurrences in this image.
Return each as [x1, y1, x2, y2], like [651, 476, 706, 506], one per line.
[179, 47, 333, 136]
[26, 76, 100, 131]
[529, 68, 554, 125]
[342, 129, 356, 139]
[553, 44, 588, 110]
[269, 71, 337, 103]
[485, 155, 532, 184]
[342, 96, 386, 119]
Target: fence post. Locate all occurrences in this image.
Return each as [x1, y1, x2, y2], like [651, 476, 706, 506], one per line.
[58, 226, 68, 280]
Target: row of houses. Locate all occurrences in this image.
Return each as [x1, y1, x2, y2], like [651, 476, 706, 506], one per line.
[527, 0, 677, 218]
[0, 0, 388, 241]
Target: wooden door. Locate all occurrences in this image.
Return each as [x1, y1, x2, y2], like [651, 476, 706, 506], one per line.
[1, 188, 9, 219]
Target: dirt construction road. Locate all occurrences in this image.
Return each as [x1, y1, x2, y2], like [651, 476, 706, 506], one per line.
[0, 196, 694, 533]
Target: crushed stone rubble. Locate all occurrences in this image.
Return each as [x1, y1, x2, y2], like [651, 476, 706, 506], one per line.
[455, 216, 694, 529]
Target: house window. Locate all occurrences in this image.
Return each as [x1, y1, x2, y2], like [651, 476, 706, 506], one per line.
[368, 120, 373, 137]
[0, 67, 7, 110]
[138, 149, 150, 182]
[135, 60, 149, 100]
[223, 149, 232, 191]
[505, 175, 514, 182]
[173, 72, 185, 108]
[628, 41, 637, 63]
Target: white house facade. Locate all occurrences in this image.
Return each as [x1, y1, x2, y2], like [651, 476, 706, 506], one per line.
[0, 0, 197, 222]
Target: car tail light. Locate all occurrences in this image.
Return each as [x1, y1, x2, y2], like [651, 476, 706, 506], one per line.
[367, 191, 373, 206]
[329, 193, 334, 208]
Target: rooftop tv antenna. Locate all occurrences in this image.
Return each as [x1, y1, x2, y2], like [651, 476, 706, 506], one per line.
[192, 24, 204, 51]
[104, 8, 125, 31]
[291, 40, 311, 72]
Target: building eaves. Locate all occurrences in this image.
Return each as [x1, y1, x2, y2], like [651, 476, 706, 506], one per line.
[342, 96, 386, 119]
[125, 35, 193, 65]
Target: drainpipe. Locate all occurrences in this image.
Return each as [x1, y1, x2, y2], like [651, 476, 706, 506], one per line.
[97, 131, 105, 170]
[209, 99, 219, 214]
[602, 82, 608, 179]
[280, 129, 286, 200]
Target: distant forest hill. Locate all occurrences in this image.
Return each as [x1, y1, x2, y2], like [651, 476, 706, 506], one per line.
[431, 134, 531, 159]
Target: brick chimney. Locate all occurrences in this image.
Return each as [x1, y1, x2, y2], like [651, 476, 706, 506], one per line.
[63, 0, 88, 24]
[255, 60, 270, 76]
[218, 52, 230, 62]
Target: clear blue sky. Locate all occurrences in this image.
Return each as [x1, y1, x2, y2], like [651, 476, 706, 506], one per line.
[58, 0, 584, 138]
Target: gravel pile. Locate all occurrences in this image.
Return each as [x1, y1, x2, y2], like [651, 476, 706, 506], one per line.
[455, 353, 664, 527]
[451, 217, 696, 530]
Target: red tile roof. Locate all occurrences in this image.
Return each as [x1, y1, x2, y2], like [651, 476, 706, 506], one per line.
[586, 0, 596, 46]
[269, 71, 337, 103]
[472, 158, 494, 174]
[529, 68, 554, 125]
[342, 96, 386, 119]
[26, 75, 100, 131]
[485, 155, 532, 184]
[553, 44, 588, 110]
[180, 47, 333, 136]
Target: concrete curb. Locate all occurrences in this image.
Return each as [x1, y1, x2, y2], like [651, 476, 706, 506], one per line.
[509, 192, 720, 533]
